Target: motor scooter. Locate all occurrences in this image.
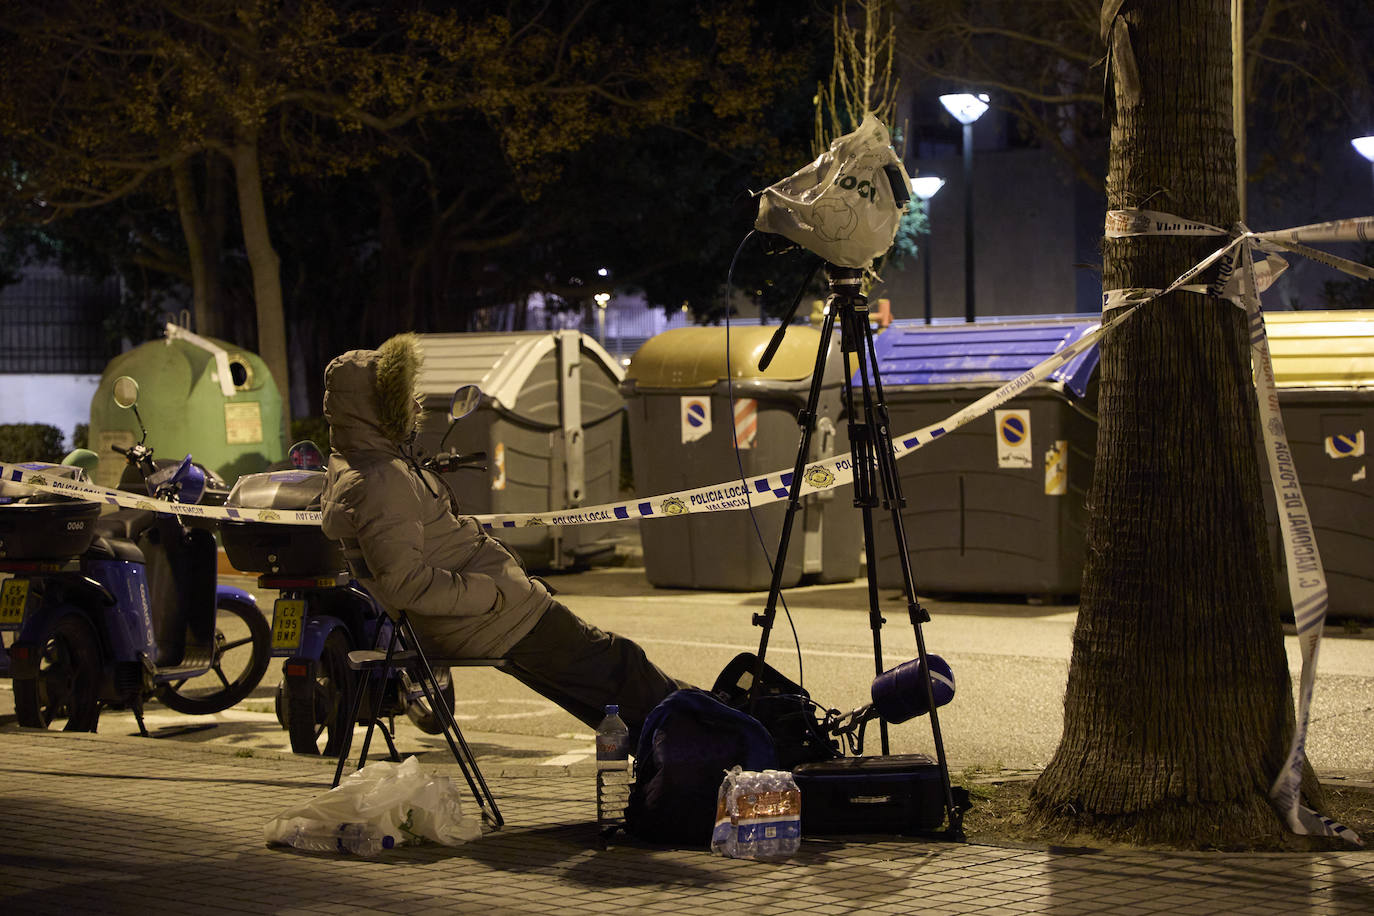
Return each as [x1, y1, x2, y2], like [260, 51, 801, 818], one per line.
[220, 385, 484, 756]
[0, 375, 270, 733]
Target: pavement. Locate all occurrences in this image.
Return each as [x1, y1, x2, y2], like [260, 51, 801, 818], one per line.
[2, 549, 1372, 914]
[2, 721, 1372, 914]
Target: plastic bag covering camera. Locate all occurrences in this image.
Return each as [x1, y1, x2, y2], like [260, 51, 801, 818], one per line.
[264, 757, 481, 852]
[755, 113, 911, 269]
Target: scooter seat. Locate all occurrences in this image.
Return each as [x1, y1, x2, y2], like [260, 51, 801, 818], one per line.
[84, 535, 146, 563]
[94, 509, 156, 542]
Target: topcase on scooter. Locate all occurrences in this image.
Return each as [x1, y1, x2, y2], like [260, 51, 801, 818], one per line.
[221, 470, 345, 575]
[791, 753, 961, 835]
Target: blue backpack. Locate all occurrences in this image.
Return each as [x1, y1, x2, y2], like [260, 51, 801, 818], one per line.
[625, 688, 777, 845]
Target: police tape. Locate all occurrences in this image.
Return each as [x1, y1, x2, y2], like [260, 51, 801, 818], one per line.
[0, 465, 322, 525]
[1104, 209, 1370, 847]
[0, 317, 1120, 529]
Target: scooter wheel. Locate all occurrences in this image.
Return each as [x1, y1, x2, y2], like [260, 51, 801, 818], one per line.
[155, 594, 271, 715]
[13, 613, 102, 732]
[285, 630, 353, 756]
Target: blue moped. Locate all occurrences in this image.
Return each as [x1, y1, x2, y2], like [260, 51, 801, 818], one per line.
[0, 376, 270, 733]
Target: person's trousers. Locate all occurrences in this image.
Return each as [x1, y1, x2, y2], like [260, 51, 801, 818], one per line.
[499, 600, 680, 745]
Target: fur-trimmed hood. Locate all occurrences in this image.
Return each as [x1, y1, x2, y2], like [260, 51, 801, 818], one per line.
[323, 333, 423, 452]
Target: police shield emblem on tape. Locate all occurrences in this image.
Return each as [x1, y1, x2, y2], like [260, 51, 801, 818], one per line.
[270, 598, 305, 653]
[681, 396, 711, 443]
[0, 578, 29, 629]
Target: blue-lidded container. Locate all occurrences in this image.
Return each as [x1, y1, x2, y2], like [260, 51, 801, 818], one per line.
[860, 316, 1101, 601]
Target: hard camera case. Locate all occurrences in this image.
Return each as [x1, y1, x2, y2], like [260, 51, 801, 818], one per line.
[791, 753, 963, 835]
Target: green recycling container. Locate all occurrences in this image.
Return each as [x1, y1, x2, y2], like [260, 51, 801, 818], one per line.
[87, 327, 284, 489]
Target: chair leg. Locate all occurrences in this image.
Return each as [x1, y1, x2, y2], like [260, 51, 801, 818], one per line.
[398, 612, 504, 828]
[332, 619, 401, 788]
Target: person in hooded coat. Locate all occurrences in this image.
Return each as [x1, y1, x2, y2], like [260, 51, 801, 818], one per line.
[319, 333, 680, 741]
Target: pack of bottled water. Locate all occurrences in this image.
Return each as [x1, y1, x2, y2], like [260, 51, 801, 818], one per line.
[710, 766, 801, 859]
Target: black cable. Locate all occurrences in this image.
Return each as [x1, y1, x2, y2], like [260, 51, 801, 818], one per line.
[722, 230, 806, 689]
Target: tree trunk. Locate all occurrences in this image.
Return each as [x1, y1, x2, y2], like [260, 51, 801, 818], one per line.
[230, 134, 293, 441]
[1030, 0, 1294, 846]
[172, 157, 216, 338]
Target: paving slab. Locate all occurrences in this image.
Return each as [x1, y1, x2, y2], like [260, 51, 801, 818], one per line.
[1, 727, 1371, 915]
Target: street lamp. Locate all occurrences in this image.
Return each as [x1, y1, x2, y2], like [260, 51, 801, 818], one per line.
[1354, 136, 1374, 192]
[911, 176, 945, 325]
[593, 292, 610, 348]
[939, 92, 989, 323]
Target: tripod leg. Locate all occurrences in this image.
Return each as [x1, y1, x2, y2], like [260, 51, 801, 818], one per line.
[749, 302, 840, 704]
[854, 314, 964, 838]
[838, 298, 892, 754]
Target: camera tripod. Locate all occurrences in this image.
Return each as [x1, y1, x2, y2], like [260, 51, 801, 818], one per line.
[748, 262, 962, 837]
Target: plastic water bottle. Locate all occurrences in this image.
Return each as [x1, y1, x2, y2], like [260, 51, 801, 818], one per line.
[595, 704, 631, 829]
[286, 822, 396, 855]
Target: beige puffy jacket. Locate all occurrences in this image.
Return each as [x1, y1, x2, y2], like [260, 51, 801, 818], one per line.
[320, 334, 550, 658]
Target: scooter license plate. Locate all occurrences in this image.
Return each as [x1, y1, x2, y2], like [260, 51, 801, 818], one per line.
[0, 578, 29, 630]
[271, 598, 305, 653]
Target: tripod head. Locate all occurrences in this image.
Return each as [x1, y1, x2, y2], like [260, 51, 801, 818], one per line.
[757, 262, 870, 373]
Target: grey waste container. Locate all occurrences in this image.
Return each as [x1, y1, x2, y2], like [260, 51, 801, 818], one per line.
[621, 325, 859, 591]
[1260, 310, 1374, 621]
[412, 331, 627, 571]
[868, 318, 1101, 601]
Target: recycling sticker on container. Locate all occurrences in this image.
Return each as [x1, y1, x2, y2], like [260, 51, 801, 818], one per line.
[995, 409, 1032, 468]
[681, 396, 712, 443]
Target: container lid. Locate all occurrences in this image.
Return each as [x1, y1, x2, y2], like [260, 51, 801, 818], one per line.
[414, 331, 625, 414]
[624, 325, 831, 389]
[868, 318, 1101, 397]
[1263, 309, 1374, 388]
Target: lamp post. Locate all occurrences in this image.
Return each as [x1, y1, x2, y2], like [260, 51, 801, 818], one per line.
[939, 92, 989, 323]
[1355, 136, 1374, 192]
[911, 176, 945, 325]
[593, 292, 610, 348]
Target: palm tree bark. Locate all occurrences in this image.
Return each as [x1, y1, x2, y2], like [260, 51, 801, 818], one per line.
[1030, 0, 1295, 846]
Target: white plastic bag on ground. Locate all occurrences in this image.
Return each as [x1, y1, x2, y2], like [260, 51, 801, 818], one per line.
[265, 756, 482, 853]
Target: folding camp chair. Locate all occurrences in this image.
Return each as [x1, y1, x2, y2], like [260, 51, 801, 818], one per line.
[331, 608, 506, 829]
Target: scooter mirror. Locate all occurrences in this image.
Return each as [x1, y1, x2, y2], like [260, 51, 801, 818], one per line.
[449, 385, 482, 421]
[113, 376, 140, 409]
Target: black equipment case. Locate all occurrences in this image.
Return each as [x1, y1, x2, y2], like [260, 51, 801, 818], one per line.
[792, 753, 961, 835]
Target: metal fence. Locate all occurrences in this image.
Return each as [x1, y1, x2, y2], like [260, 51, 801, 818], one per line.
[0, 270, 121, 373]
